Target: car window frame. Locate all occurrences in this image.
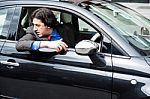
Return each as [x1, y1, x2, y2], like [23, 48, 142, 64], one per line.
[8, 6, 22, 41]
[16, 5, 127, 56]
[12, 5, 103, 67]
[20, 4, 132, 57]
[0, 6, 16, 52]
[1, 4, 128, 64]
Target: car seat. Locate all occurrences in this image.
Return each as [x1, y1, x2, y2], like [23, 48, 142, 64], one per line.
[59, 12, 78, 48]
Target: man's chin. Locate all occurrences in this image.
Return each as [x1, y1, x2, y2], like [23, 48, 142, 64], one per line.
[38, 35, 42, 37]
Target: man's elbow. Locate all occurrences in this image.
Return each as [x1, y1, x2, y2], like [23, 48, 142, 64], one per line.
[15, 41, 32, 52]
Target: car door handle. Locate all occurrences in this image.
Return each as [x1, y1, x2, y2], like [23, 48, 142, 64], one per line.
[0, 61, 19, 67]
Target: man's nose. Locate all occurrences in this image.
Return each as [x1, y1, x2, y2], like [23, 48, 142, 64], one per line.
[33, 26, 37, 31]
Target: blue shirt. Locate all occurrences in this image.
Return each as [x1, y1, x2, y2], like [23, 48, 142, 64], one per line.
[31, 29, 61, 50]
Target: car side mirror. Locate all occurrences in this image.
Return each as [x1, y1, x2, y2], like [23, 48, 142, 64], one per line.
[75, 40, 106, 67]
[75, 40, 99, 55]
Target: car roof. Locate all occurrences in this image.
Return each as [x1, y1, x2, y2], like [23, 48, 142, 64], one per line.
[0, 0, 60, 1]
[0, 0, 91, 3]
[0, 0, 84, 1]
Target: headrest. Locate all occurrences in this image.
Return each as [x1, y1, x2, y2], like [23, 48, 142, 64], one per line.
[60, 12, 72, 24]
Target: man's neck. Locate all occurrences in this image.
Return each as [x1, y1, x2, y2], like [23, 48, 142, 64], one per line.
[49, 28, 53, 34]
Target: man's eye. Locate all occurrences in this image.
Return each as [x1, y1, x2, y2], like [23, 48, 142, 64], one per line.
[36, 24, 40, 27]
[32, 23, 40, 27]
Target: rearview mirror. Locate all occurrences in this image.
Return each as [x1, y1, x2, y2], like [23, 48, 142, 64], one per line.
[75, 40, 99, 55]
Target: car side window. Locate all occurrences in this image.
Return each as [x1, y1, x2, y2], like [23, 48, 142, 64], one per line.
[0, 7, 15, 50]
[102, 35, 124, 55]
[48, 9, 124, 56]
[16, 7, 124, 57]
[77, 17, 124, 56]
[78, 18, 97, 41]
[0, 8, 10, 39]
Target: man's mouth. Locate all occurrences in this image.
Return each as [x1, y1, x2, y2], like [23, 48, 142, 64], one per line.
[35, 31, 40, 35]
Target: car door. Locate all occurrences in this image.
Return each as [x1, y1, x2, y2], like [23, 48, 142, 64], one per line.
[111, 40, 150, 99]
[0, 6, 18, 99]
[0, 5, 113, 99]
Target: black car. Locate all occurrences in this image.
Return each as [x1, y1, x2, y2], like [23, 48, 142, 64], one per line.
[0, 0, 150, 99]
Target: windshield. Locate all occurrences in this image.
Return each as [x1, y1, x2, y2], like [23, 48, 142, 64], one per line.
[80, 1, 150, 55]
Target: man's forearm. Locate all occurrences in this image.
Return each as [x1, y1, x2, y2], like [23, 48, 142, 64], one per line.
[16, 40, 34, 51]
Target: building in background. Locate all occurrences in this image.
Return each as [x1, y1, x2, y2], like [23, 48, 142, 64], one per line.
[112, 0, 149, 3]
[112, 0, 150, 19]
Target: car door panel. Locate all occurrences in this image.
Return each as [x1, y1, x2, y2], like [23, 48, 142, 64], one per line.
[0, 4, 113, 99]
[0, 40, 113, 99]
[112, 56, 150, 99]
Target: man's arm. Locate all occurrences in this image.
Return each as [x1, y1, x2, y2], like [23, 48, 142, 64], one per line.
[16, 26, 36, 51]
[16, 33, 36, 51]
[40, 40, 68, 52]
[16, 26, 68, 52]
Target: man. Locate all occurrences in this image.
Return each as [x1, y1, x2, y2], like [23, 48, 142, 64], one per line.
[16, 8, 68, 52]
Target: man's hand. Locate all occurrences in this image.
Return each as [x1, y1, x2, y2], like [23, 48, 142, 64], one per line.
[40, 40, 68, 52]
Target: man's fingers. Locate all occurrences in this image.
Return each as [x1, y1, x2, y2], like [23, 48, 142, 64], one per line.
[59, 42, 68, 51]
[56, 45, 63, 52]
[58, 39, 68, 47]
[48, 40, 68, 52]
[57, 40, 68, 51]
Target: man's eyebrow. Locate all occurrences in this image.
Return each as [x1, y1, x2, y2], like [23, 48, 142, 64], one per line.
[32, 23, 38, 26]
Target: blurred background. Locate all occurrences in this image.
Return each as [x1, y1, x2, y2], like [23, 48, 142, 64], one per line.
[109, 0, 150, 19]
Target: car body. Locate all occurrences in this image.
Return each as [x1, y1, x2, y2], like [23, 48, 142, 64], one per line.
[0, 0, 150, 99]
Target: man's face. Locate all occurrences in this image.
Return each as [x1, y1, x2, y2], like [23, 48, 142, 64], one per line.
[32, 18, 50, 37]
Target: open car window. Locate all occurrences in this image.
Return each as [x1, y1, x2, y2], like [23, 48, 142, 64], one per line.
[0, 6, 124, 61]
[16, 7, 124, 55]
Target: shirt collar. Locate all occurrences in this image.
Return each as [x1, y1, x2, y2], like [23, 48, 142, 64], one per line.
[49, 29, 59, 37]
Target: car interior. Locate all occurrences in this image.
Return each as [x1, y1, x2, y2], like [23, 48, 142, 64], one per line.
[17, 7, 124, 55]
[0, 6, 123, 56]
[17, 7, 100, 48]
